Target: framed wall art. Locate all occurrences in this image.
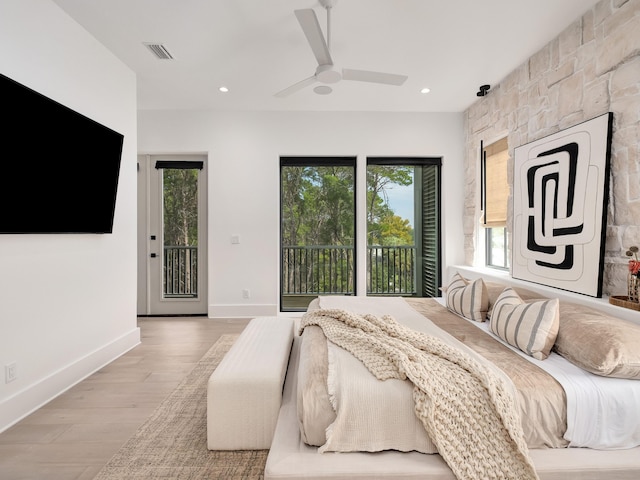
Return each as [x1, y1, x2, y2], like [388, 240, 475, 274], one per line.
[512, 112, 613, 297]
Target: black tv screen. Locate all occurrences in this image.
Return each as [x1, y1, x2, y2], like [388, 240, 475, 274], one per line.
[0, 72, 124, 234]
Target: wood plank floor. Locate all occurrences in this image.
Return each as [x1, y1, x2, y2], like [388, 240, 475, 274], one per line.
[0, 316, 251, 480]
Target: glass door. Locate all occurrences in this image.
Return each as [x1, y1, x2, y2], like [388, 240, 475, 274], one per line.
[366, 158, 441, 297]
[280, 157, 356, 311]
[140, 154, 208, 315]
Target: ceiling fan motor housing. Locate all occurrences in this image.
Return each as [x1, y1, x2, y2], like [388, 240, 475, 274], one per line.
[319, 0, 338, 8]
[316, 64, 342, 84]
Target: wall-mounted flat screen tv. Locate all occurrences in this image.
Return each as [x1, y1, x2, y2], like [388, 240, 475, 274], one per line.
[0, 72, 124, 234]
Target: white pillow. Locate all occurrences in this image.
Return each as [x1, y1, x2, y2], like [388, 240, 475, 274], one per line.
[490, 288, 559, 360]
[445, 273, 488, 322]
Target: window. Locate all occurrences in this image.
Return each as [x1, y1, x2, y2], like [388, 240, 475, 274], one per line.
[481, 138, 509, 269]
[486, 226, 508, 268]
[280, 156, 442, 312]
[367, 158, 441, 297]
[280, 157, 356, 311]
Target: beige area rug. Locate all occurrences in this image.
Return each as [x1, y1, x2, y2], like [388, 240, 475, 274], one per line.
[94, 334, 268, 479]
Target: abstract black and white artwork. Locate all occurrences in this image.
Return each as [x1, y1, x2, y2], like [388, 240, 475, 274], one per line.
[512, 112, 613, 297]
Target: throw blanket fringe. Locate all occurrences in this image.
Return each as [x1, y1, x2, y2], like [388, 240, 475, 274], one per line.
[301, 308, 539, 480]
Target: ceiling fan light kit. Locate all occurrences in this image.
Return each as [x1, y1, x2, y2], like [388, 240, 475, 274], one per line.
[314, 85, 333, 95]
[275, 0, 407, 98]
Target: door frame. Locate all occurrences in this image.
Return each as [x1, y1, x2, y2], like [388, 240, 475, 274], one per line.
[137, 154, 208, 316]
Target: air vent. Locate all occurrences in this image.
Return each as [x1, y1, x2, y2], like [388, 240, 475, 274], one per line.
[144, 43, 173, 60]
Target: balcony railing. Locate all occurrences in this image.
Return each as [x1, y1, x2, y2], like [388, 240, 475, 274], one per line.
[164, 246, 198, 298]
[367, 245, 416, 295]
[282, 245, 355, 295]
[162, 244, 416, 303]
[281, 245, 416, 298]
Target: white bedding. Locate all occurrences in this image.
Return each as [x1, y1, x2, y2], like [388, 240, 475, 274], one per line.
[459, 302, 640, 449]
[266, 327, 640, 480]
[315, 296, 524, 455]
[317, 296, 447, 454]
[320, 295, 640, 451]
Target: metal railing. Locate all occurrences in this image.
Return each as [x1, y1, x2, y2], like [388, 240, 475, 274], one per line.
[281, 245, 416, 297]
[282, 246, 355, 295]
[162, 244, 417, 301]
[164, 246, 198, 298]
[367, 245, 416, 295]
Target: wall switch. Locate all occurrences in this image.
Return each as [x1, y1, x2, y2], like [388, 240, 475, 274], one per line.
[5, 362, 17, 383]
[231, 234, 240, 244]
[242, 289, 250, 299]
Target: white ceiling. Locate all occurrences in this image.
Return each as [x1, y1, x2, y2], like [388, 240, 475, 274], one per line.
[52, 0, 600, 113]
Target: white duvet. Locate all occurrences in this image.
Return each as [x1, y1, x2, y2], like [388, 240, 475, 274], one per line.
[466, 313, 640, 449]
[318, 295, 640, 451]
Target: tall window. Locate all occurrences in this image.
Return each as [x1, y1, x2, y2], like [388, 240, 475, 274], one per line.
[481, 138, 509, 269]
[280, 156, 441, 311]
[280, 157, 356, 311]
[367, 158, 441, 297]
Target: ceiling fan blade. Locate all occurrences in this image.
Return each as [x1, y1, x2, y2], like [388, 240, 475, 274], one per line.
[274, 75, 317, 98]
[294, 9, 333, 66]
[342, 69, 408, 86]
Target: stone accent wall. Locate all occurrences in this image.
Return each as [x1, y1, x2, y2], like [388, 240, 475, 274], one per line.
[463, 0, 640, 296]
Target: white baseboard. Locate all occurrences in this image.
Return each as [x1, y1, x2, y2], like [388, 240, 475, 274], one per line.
[209, 304, 278, 318]
[0, 327, 141, 434]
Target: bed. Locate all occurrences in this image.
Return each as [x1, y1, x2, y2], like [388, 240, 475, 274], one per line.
[263, 274, 640, 479]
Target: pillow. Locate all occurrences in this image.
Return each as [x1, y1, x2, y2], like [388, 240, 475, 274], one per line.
[553, 303, 640, 379]
[445, 273, 488, 322]
[490, 288, 559, 360]
[485, 281, 509, 306]
[485, 282, 547, 320]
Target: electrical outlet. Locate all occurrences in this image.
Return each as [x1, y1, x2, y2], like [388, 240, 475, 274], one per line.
[5, 362, 17, 383]
[242, 289, 250, 299]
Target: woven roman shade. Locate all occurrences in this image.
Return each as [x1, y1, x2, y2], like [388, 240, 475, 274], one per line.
[482, 137, 509, 227]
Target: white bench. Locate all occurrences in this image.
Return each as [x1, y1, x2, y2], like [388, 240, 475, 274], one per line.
[207, 316, 295, 450]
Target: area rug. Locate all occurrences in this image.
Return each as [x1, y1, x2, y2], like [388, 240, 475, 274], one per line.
[94, 334, 268, 479]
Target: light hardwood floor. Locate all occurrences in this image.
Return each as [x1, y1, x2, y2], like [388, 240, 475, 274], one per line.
[0, 316, 251, 480]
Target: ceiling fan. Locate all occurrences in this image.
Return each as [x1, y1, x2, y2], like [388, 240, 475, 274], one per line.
[275, 0, 408, 97]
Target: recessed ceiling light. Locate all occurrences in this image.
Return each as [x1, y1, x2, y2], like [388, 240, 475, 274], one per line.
[420, 87, 431, 94]
[219, 86, 229, 93]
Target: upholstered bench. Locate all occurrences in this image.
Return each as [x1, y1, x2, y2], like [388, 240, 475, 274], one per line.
[207, 316, 295, 450]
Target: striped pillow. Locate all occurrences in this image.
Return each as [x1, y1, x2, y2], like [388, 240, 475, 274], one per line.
[445, 273, 488, 322]
[490, 288, 559, 360]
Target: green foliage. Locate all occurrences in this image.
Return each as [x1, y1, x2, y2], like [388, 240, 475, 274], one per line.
[281, 166, 355, 247]
[282, 164, 414, 248]
[163, 168, 199, 247]
[378, 214, 414, 245]
[366, 165, 413, 246]
[281, 163, 416, 296]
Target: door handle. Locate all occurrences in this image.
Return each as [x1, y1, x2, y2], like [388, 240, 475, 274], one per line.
[150, 253, 157, 258]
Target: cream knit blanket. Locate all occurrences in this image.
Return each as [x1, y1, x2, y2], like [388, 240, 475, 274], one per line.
[300, 308, 539, 480]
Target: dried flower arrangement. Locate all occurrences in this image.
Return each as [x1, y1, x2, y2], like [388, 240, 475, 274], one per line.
[627, 246, 640, 275]
[626, 246, 640, 302]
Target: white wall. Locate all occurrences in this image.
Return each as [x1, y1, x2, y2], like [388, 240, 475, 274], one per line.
[138, 110, 465, 317]
[0, 0, 139, 431]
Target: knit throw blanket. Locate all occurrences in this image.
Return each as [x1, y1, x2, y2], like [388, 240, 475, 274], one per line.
[300, 308, 539, 480]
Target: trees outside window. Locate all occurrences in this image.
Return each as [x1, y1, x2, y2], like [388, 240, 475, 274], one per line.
[280, 156, 441, 311]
